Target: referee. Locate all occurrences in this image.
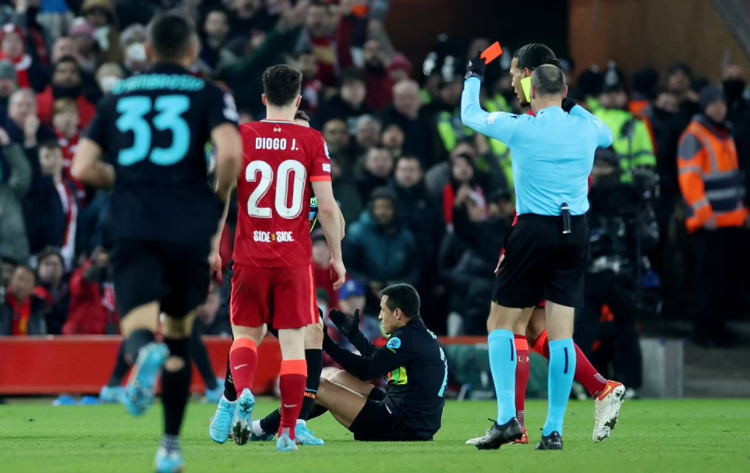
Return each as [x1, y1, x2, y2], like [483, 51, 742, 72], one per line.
[460, 56, 613, 450]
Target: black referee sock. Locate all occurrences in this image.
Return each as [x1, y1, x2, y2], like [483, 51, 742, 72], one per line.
[259, 407, 282, 435]
[107, 342, 130, 387]
[223, 357, 237, 401]
[299, 349, 323, 421]
[161, 338, 192, 437]
[124, 329, 156, 365]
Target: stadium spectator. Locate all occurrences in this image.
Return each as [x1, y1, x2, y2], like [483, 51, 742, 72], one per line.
[52, 98, 84, 200]
[37, 55, 96, 128]
[199, 7, 238, 76]
[0, 24, 48, 92]
[5, 89, 56, 179]
[23, 140, 81, 268]
[322, 118, 356, 170]
[34, 247, 69, 335]
[0, 265, 47, 336]
[443, 153, 487, 229]
[119, 23, 148, 75]
[226, 0, 276, 41]
[62, 247, 117, 335]
[292, 49, 322, 114]
[314, 67, 373, 131]
[355, 146, 393, 203]
[361, 38, 392, 110]
[345, 187, 420, 313]
[296, 1, 353, 88]
[0, 126, 31, 264]
[94, 62, 123, 93]
[381, 79, 436, 168]
[381, 122, 405, 160]
[81, 0, 124, 65]
[68, 22, 99, 73]
[353, 114, 381, 155]
[0, 60, 18, 111]
[330, 155, 363, 230]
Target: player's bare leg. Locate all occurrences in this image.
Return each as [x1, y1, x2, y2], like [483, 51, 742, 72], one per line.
[120, 302, 169, 417]
[525, 307, 625, 442]
[154, 311, 198, 472]
[314, 377, 370, 429]
[275, 328, 307, 452]
[228, 324, 265, 445]
[474, 302, 525, 450]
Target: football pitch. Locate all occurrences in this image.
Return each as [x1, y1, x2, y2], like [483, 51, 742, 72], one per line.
[0, 399, 747, 473]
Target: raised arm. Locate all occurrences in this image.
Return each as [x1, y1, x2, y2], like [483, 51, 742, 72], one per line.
[461, 77, 519, 144]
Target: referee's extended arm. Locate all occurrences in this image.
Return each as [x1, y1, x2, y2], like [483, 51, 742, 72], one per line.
[460, 77, 521, 145]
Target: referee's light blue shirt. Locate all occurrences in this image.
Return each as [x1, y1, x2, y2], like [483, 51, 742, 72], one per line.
[461, 77, 613, 216]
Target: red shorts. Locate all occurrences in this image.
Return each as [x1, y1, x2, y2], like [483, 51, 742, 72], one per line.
[230, 262, 319, 330]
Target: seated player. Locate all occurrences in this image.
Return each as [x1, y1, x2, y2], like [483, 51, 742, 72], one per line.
[209, 111, 338, 447]
[314, 284, 446, 442]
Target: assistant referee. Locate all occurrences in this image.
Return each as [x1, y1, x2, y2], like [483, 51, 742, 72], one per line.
[460, 56, 613, 451]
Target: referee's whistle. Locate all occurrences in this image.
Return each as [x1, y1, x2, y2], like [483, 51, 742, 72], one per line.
[561, 203, 571, 234]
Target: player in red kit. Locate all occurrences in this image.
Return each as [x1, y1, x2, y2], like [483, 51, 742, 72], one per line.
[466, 44, 624, 447]
[228, 65, 346, 453]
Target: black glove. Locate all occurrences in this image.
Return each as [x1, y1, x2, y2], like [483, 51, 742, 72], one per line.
[328, 309, 360, 338]
[562, 97, 578, 113]
[465, 50, 487, 81]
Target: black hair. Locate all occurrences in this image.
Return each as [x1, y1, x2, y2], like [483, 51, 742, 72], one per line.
[381, 284, 420, 319]
[37, 247, 64, 268]
[294, 110, 310, 122]
[147, 13, 196, 61]
[667, 62, 692, 78]
[263, 64, 303, 106]
[396, 155, 422, 169]
[516, 43, 560, 71]
[532, 64, 565, 96]
[339, 66, 366, 87]
[39, 139, 62, 151]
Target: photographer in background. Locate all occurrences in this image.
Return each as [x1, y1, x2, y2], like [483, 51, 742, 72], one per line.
[575, 150, 657, 397]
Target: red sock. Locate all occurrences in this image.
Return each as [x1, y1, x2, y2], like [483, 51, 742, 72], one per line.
[534, 330, 608, 397]
[229, 338, 258, 393]
[279, 359, 307, 440]
[573, 343, 608, 396]
[514, 335, 530, 428]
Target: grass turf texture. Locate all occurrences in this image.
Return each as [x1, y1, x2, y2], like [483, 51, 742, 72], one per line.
[0, 399, 747, 473]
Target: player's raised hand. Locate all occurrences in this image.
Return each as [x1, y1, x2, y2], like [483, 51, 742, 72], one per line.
[328, 308, 360, 337]
[330, 258, 346, 290]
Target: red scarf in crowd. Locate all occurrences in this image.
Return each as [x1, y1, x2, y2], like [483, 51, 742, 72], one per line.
[0, 52, 32, 89]
[55, 181, 78, 270]
[57, 132, 85, 200]
[6, 290, 31, 336]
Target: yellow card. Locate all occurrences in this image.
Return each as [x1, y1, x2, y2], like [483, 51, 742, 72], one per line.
[520, 76, 532, 103]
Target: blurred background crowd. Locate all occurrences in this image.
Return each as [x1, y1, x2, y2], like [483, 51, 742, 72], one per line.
[2, 0, 750, 384]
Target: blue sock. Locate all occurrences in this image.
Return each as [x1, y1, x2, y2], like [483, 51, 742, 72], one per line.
[543, 339, 576, 437]
[488, 329, 517, 425]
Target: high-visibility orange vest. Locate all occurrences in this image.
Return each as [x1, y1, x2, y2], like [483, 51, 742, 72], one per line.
[678, 117, 748, 233]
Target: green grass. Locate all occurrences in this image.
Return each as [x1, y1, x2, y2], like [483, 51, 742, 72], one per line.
[0, 400, 747, 472]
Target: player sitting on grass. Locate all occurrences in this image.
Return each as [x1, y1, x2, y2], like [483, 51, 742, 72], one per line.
[307, 284, 446, 442]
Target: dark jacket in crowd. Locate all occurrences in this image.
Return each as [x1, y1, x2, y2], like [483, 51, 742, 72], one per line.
[355, 168, 389, 205]
[389, 179, 444, 270]
[23, 176, 84, 257]
[0, 143, 31, 263]
[313, 94, 374, 132]
[35, 280, 71, 335]
[380, 105, 438, 169]
[0, 291, 47, 336]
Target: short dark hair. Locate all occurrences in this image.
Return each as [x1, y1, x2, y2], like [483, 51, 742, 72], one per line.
[339, 67, 366, 87]
[396, 155, 422, 168]
[40, 139, 62, 152]
[516, 43, 560, 71]
[263, 64, 303, 106]
[37, 247, 64, 267]
[532, 65, 565, 96]
[381, 284, 420, 318]
[294, 110, 310, 123]
[147, 13, 196, 61]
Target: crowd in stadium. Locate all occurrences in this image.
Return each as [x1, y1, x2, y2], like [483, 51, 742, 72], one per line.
[1, 0, 749, 349]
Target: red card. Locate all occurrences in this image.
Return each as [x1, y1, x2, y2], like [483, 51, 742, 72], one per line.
[481, 42, 503, 64]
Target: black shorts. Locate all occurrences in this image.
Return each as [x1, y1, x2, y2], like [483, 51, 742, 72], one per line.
[112, 239, 210, 318]
[348, 390, 421, 442]
[492, 214, 588, 309]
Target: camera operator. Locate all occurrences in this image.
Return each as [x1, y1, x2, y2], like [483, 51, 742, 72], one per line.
[574, 149, 658, 396]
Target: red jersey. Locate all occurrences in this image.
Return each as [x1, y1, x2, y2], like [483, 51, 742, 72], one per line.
[234, 120, 332, 268]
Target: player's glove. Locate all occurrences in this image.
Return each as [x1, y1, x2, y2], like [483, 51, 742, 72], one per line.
[465, 50, 487, 81]
[328, 309, 360, 338]
[562, 97, 578, 113]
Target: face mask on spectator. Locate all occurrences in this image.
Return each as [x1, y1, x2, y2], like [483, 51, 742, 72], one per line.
[99, 75, 120, 93]
[126, 42, 147, 64]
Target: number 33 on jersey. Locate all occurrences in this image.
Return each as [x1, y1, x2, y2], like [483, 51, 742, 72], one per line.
[233, 119, 332, 268]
